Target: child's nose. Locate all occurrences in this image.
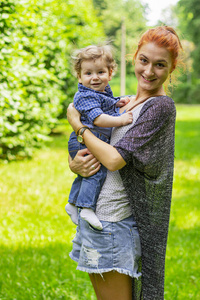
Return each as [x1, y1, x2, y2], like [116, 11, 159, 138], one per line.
[92, 73, 99, 80]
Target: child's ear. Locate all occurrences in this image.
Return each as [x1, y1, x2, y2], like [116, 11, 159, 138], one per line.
[78, 75, 82, 83]
[108, 69, 113, 81]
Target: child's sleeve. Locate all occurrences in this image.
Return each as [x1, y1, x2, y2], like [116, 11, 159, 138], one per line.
[74, 93, 104, 124]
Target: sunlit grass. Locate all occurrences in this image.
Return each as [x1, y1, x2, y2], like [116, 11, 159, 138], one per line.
[0, 106, 199, 299]
[0, 126, 96, 299]
[165, 105, 200, 300]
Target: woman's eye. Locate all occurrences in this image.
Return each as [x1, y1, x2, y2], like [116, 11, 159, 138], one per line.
[140, 58, 147, 63]
[157, 63, 165, 68]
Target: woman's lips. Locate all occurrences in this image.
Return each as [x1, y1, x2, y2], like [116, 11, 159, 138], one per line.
[142, 75, 156, 82]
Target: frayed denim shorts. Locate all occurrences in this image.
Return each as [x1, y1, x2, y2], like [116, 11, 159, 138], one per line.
[69, 214, 141, 279]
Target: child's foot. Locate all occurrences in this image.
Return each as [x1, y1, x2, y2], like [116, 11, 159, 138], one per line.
[80, 208, 103, 230]
[65, 203, 78, 225]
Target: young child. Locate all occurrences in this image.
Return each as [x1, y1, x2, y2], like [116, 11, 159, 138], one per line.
[66, 45, 133, 230]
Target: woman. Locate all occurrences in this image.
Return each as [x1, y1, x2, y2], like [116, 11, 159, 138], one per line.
[67, 26, 183, 300]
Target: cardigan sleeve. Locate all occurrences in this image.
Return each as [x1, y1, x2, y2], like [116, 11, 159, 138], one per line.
[114, 96, 176, 177]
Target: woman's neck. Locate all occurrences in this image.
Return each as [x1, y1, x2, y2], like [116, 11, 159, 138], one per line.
[135, 86, 166, 102]
[120, 88, 166, 113]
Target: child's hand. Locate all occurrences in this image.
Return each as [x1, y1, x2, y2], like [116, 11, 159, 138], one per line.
[120, 111, 133, 126]
[116, 96, 130, 107]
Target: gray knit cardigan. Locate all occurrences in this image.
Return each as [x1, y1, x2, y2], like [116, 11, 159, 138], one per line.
[114, 96, 176, 300]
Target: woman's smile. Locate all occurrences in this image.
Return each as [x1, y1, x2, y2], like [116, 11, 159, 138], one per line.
[141, 75, 157, 82]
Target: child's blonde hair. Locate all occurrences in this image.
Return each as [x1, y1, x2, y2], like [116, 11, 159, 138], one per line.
[72, 45, 117, 77]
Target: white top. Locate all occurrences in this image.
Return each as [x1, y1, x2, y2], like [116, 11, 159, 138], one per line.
[96, 100, 152, 222]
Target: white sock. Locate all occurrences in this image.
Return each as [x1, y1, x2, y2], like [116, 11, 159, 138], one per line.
[65, 203, 78, 225]
[80, 208, 103, 230]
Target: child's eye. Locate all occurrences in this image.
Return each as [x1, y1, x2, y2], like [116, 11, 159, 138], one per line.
[99, 71, 104, 74]
[86, 72, 91, 75]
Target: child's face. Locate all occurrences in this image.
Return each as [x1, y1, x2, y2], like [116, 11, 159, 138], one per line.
[78, 58, 112, 92]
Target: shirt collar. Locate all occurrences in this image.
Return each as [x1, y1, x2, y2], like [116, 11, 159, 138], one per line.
[78, 83, 113, 97]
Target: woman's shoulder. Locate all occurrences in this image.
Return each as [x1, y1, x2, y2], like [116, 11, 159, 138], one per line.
[143, 95, 176, 114]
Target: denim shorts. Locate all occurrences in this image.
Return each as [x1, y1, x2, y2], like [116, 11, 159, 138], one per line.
[69, 214, 141, 278]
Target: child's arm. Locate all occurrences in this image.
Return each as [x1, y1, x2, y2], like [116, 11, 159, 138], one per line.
[93, 111, 133, 127]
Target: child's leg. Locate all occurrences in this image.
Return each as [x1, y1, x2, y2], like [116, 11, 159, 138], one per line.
[66, 131, 82, 225]
[80, 208, 103, 230]
[76, 164, 107, 230]
[69, 131, 108, 230]
[65, 203, 78, 225]
[68, 175, 82, 204]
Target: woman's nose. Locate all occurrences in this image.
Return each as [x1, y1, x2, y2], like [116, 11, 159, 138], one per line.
[145, 64, 154, 76]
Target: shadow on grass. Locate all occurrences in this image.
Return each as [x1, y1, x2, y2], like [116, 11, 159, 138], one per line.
[0, 243, 95, 300]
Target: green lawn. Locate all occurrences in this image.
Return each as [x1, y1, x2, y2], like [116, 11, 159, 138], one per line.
[0, 105, 199, 299]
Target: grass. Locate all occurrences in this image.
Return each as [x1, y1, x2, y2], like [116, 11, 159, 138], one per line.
[165, 105, 200, 300]
[0, 105, 200, 299]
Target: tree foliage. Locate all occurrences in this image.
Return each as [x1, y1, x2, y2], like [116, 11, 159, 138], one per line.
[0, 0, 104, 160]
[170, 0, 200, 103]
[92, 0, 147, 74]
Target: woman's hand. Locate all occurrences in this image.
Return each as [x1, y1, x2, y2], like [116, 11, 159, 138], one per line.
[67, 103, 82, 132]
[68, 148, 101, 177]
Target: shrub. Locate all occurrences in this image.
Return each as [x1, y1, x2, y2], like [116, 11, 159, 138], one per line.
[171, 82, 200, 104]
[0, 0, 104, 160]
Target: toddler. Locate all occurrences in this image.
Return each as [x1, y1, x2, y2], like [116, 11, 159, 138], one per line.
[66, 45, 132, 230]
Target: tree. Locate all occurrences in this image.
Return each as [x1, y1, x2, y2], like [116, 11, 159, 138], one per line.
[0, 0, 104, 160]
[92, 0, 147, 75]
[177, 0, 200, 77]
[170, 0, 200, 103]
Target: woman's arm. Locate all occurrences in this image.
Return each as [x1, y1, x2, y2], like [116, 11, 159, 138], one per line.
[67, 103, 126, 172]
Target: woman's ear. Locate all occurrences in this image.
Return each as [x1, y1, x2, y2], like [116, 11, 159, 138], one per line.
[170, 62, 176, 73]
[170, 67, 175, 74]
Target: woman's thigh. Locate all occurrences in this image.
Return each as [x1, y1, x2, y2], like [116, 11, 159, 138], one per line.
[89, 271, 132, 300]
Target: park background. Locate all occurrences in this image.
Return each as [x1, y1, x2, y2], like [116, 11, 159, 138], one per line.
[0, 0, 199, 299]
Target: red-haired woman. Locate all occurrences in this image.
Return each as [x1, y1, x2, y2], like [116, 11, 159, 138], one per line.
[67, 26, 183, 300]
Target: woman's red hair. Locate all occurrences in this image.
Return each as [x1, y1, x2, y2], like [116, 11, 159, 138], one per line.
[133, 26, 183, 71]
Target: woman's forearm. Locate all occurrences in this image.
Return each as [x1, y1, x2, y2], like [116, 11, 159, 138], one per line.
[83, 129, 126, 171]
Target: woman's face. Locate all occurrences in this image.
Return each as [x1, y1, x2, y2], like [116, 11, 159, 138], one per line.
[135, 42, 173, 95]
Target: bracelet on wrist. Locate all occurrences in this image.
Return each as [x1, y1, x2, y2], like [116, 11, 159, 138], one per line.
[76, 126, 84, 136]
[76, 126, 90, 144]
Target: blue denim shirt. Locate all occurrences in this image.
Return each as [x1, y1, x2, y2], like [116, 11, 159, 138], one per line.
[74, 83, 120, 137]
